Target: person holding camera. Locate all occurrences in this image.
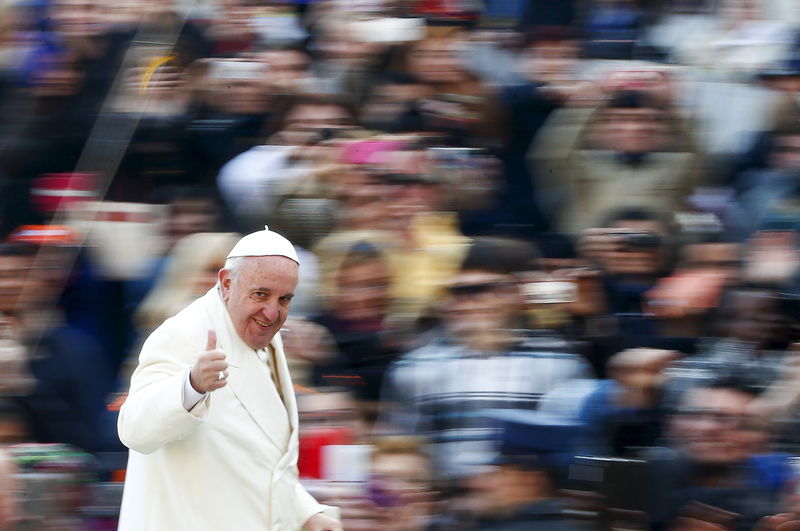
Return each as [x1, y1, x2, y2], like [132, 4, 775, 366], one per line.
[380, 237, 589, 480]
[530, 75, 703, 234]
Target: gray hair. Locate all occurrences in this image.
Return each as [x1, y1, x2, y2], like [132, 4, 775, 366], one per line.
[223, 254, 300, 281]
[223, 256, 246, 279]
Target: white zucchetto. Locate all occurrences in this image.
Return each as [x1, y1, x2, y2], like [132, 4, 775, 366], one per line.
[226, 226, 299, 264]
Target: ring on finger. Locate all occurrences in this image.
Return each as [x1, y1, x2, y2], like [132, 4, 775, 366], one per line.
[218, 370, 226, 381]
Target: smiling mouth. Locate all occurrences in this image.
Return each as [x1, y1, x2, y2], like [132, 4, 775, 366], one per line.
[253, 318, 272, 328]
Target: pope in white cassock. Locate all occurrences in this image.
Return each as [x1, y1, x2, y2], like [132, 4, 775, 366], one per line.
[117, 227, 341, 531]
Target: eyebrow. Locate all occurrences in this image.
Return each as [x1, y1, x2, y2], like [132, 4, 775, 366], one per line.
[251, 288, 295, 298]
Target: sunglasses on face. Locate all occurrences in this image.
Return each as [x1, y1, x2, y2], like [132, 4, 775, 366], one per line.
[678, 408, 765, 430]
[447, 281, 513, 298]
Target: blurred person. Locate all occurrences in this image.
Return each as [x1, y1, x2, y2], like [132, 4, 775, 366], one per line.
[134, 232, 240, 333]
[758, 51, 800, 135]
[249, 4, 307, 48]
[315, 141, 404, 233]
[311, 237, 403, 406]
[0, 239, 121, 454]
[576, 208, 675, 359]
[117, 227, 341, 530]
[261, 43, 313, 96]
[722, 53, 800, 188]
[113, 0, 211, 65]
[206, 0, 261, 55]
[399, 28, 498, 146]
[301, 408, 438, 531]
[362, 143, 471, 322]
[125, 186, 226, 320]
[8, 223, 133, 382]
[304, 10, 387, 98]
[0, 243, 37, 399]
[646, 374, 781, 530]
[531, 85, 702, 233]
[161, 186, 224, 248]
[6, 442, 97, 530]
[369, 437, 438, 531]
[648, 0, 795, 156]
[664, 285, 796, 411]
[41, 0, 194, 120]
[185, 57, 276, 185]
[297, 388, 380, 531]
[380, 237, 589, 479]
[0, 313, 34, 400]
[0, 399, 29, 444]
[0, 448, 20, 530]
[358, 74, 430, 133]
[0, 242, 31, 318]
[0, 50, 95, 235]
[109, 58, 195, 201]
[208, 0, 306, 55]
[577, 348, 680, 457]
[205, 59, 271, 117]
[462, 411, 591, 531]
[0, 0, 29, 100]
[582, 0, 645, 60]
[645, 238, 743, 340]
[298, 387, 368, 445]
[579, 208, 671, 287]
[314, 140, 471, 328]
[742, 226, 800, 290]
[46, 0, 113, 58]
[734, 122, 800, 237]
[216, 93, 353, 232]
[668, 0, 793, 77]
[496, 25, 587, 233]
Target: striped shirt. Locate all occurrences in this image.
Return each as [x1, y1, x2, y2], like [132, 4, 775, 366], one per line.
[380, 329, 591, 478]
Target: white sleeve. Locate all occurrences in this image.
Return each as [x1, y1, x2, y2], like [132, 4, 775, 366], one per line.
[118, 324, 210, 454]
[182, 368, 208, 411]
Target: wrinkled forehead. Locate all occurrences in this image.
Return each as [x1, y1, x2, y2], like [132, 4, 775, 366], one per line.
[233, 255, 299, 281]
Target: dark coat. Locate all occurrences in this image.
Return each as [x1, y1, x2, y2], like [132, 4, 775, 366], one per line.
[472, 498, 597, 531]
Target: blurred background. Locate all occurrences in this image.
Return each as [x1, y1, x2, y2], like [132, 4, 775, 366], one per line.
[2, 0, 800, 529]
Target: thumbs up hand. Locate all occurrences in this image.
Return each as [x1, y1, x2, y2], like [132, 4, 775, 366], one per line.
[189, 330, 229, 393]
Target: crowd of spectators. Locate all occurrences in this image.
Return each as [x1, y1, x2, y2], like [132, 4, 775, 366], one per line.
[2, 0, 800, 528]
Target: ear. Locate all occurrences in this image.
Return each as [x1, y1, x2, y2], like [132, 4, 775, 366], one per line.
[219, 268, 232, 301]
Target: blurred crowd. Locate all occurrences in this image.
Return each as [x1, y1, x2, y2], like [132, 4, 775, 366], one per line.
[2, 0, 800, 529]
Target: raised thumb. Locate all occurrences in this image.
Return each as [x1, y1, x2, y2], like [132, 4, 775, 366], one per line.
[206, 329, 217, 351]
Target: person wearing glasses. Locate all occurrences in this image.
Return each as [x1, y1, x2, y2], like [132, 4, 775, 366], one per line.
[379, 237, 589, 481]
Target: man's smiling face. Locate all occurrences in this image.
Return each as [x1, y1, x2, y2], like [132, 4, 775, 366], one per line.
[219, 255, 298, 350]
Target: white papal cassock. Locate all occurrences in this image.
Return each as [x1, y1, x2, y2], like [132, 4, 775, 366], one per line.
[118, 287, 330, 530]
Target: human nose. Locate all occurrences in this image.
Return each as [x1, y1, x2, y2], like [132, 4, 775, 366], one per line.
[259, 301, 280, 322]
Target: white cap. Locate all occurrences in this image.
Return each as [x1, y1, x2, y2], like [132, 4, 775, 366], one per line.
[226, 226, 299, 263]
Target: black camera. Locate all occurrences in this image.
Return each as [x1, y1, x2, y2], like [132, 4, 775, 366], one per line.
[611, 230, 663, 250]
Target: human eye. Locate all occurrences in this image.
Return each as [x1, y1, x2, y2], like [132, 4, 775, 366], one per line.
[249, 290, 269, 301]
[279, 295, 294, 305]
